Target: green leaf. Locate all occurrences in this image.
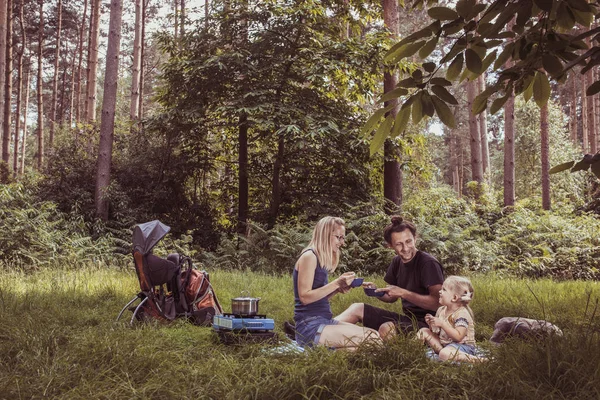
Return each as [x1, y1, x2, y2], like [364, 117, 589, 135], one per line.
[446, 53, 464, 81]
[523, 82, 534, 103]
[490, 94, 510, 114]
[567, 0, 592, 12]
[432, 95, 456, 128]
[361, 104, 394, 137]
[419, 36, 439, 59]
[370, 115, 394, 156]
[586, 80, 600, 96]
[385, 41, 426, 63]
[533, 72, 551, 107]
[412, 92, 424, 124]
[494, 43, 515, 69]
[443, 21, 465, 35]
[549, 161, 575, 174]
[480, 50, 497, 73]
[571, 157, 592, 172]
[472, 92, 488, 115]
[391, 106, 411, 138]
[421, 92, 435, 117]
[397, 77, 417, 88]
[591, 159, 600, 179]
[571, 8, 594, 27]
[556, 3, 576, 30]
[465, 48, 482, 74]
[428, 6, 459, 20]
[542, 54, 563, 77]
[390, 28, 433, 51]
[456, 0, 476, 18]
[431, 77, 452, 86]
[423, 62, 437, 73]
[533, 0, 553, 12]
[431, 85, 458, 105]
[379, 87, 409, 103]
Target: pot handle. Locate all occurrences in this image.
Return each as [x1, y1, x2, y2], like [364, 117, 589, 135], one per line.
[241, 290, 250, 297]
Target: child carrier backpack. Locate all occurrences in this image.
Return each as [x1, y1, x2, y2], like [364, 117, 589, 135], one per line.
[116, 220, 223, 326]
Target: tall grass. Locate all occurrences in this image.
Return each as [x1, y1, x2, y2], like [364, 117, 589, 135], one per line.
[1, 267, 599, 399]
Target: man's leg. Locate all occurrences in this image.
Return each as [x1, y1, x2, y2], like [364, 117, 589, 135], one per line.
[334, 303, 365, 324]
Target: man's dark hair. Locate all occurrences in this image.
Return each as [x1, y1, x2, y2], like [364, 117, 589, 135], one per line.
[383, 216, 417, 244]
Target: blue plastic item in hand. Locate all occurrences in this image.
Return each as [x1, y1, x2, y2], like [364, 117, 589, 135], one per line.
[364, 287, 385, 297]
[350, 278, 364, 287]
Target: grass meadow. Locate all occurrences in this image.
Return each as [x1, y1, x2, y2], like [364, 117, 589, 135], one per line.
[1, 265, 599, 399]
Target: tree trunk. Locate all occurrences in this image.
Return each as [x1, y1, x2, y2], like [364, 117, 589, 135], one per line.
[86, 0, 101, 122]
[130, 0, 142, 123]
[50, 0, 62, 149]
[75, 0, 88, 123]
[2, 0, 12, 165]
[382, 0, 402, 212]
[180, 0, 185, 37]
[94, 0, 123, 220]
[36, 0, 44, 170]
[570, 73, 578, 145]
[588, 67, 597, 153]
[467, 80, 483, 182]
[268, 133, 284, 229]
[0, 0, 6, 164]
[138, 0, 147, 119]
[13, 2, 24, 174]
[20, 61, 29, 174]
[581, 70, 589, 153]
[205, 0, 209, 30]
[478, 74, 490, 176]
[237, 112, 248, 233]
[540, 103, 550, 210]
[503, 85, 515, 207]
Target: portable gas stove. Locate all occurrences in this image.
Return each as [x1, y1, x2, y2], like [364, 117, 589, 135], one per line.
[213, 313, 278, 345]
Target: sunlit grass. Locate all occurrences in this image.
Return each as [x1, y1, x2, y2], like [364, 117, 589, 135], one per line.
[0, 266, 598, 399]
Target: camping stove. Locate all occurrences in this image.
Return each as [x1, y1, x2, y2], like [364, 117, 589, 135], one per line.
[213, 314, 277, 344]
[213, 314, 275, 331]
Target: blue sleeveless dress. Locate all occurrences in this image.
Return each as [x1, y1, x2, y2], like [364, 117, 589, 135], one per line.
[292, 249, 339, 347]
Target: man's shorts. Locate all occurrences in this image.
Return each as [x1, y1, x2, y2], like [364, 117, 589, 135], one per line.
[363, 303, 428, 333]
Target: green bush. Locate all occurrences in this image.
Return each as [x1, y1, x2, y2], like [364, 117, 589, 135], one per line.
[201, 185, 600, 280]
[0, 182, 129, 270]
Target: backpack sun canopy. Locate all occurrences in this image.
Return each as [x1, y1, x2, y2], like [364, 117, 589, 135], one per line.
[133, 220, 171, 255]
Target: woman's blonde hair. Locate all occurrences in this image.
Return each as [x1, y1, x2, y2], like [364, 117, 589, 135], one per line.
[444, 275, 475, 318]
[303, 216, 345, 272]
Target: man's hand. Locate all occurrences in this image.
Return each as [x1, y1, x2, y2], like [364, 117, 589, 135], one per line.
[377, 285, 407, 300]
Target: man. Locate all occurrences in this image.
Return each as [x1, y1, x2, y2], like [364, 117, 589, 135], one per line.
[334, 216, 444, 339]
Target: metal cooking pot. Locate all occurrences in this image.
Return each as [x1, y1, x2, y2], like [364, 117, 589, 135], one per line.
[231, 291, 261, 316]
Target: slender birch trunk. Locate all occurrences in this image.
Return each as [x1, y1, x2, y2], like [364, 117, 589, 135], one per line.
[95, 0, 123, 220]
[50, 0, 63, 149]
[75, 0, 88, 123]
[86, 0, 101, 122]
[2, 0, 12, 164]
[36, 0, 44, 169]
[540, 103, 550, 210]
[20, 62, 29, 174]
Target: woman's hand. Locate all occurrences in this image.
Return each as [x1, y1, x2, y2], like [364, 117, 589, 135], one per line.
[336, 271, 355, 290]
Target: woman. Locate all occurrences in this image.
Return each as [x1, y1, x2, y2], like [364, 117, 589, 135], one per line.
[293, 216, 380, 349]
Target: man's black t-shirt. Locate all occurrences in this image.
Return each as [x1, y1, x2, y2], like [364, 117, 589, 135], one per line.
[383, 251, 444, 320]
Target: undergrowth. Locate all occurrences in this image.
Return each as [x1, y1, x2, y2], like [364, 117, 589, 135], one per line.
[0, 267, 598, 399]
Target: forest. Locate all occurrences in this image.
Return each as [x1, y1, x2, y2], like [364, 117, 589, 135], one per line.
[0, 0, 598, 278]
[0, 0, 600, 397]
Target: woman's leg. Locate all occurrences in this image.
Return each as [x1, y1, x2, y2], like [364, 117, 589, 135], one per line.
[318, 322, 381, 349]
